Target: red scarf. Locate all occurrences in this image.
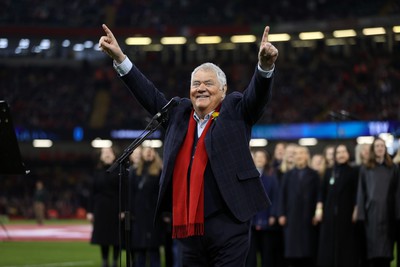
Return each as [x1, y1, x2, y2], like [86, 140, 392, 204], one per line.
[172, 109, 216, 238]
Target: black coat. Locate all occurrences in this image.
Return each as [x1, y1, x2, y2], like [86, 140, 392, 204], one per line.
[130, 164, 163, 249]
[357, 163, 399, 260]
[278, 166, 320, 259]
[88, 166, 121, 246]
[317, 164, 360, 267]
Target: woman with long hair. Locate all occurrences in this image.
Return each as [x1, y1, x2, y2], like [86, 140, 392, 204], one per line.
[130, 146, 163, 267]
[356, 137, 399, 267]
[87, 146, 122, 267]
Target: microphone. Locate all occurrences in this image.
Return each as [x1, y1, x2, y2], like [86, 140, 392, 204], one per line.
[328, 110, 358, 121]
[153, 97, 180, 121]
[328, 111, 341, 120]
[338, 110, 358, 120]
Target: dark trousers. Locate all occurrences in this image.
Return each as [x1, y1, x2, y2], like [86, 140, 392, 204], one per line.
[100, 245, 119, 266]
[246, 228, 285, 267]
[286, 258, 314, 267]
[398, 242, 400, 267]
[397, 222, 400, 267]
[134, 249, 161, 267]
[178, 212, 251, 267]
[367, 258, 391, 267]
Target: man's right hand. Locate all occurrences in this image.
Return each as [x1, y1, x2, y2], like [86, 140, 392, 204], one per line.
[99, 24, 126, 64]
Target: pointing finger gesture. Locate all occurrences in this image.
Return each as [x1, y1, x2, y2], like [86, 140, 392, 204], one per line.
[99, 24, 125, 63]
[258, 26, 278, 71]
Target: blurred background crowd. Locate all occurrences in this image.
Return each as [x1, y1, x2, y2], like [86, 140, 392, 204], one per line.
[0, 0, 398, 27]
[2, 43, 400, 130]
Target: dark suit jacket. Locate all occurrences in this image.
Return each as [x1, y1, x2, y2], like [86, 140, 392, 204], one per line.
[121, 63, 273, 223]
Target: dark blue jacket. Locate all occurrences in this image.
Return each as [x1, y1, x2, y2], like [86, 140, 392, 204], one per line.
[121, 63, 274, 222]
[251, 170, 279, 230]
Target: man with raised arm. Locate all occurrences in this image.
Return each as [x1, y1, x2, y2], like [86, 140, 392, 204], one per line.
[99, 24, 278, 266]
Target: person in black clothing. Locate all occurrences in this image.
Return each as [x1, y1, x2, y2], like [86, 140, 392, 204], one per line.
[33, 180, 48, 225]
[87, 146, 122, 267]
[278, 145, 320, 267]
[316, 144, 361, 267]
[356, 137, 399, 267]
[394, 149, 400, 267]
[246, 149, 280, 267]
[129, 146, 163, 267]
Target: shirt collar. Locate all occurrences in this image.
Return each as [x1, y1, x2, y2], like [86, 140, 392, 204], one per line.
[193, 110, 214, 123]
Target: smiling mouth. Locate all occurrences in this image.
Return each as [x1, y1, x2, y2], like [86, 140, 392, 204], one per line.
[196, 95, 209, 99]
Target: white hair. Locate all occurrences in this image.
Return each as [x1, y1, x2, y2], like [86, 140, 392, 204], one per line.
[191, 62, 227, 90]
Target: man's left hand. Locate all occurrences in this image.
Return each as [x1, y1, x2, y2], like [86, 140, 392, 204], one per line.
[258, 26, 279, 71]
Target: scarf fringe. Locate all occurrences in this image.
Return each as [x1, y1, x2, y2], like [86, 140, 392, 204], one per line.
[172, 223, 204, 239]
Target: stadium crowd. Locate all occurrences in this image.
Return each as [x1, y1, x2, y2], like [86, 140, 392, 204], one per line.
[1, 41, 400, 131]
[0, 0, 397, 27]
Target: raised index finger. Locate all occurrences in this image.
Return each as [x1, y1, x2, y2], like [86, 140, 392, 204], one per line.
[102, 24, 115, 39]
[261, 26, 270, 44]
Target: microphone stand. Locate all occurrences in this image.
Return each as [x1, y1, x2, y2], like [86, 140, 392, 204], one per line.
[107, 114, 165, 267]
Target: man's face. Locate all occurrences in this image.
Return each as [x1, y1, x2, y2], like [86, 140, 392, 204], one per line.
[253, 151, 267, 169]
[294, 147, 308, 168]
[100, 147, 115, 165]
[335, 145, 349, 164]
[285, 145, 297, 164]
[311, 154, 324, 171]
[190, 69, 225, 117]
[274, 143, 286, 161]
